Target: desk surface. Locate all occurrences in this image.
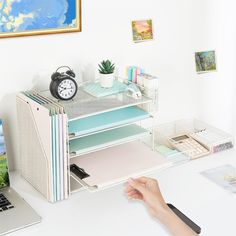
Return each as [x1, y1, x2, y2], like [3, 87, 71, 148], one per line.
[10, 150, 236, 236]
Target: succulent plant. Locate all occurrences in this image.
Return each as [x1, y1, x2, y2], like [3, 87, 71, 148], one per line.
[98, 60, 115, 74]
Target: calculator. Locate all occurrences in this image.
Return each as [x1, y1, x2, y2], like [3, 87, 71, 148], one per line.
[168, 134, 210, 159]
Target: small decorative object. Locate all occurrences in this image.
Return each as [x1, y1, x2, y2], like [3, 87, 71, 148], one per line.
[0, 0, 81, 38]
[98, 60, 115, 88]
[126, 83, 142, 99]
[195, 50, 217, 73]
[132, 19, 153, 42]
[50, 66, 78, 101]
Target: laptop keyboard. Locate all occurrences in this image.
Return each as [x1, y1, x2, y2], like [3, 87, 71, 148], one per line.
[0, 193, 14, 212]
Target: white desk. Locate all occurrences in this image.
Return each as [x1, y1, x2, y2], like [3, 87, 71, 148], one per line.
[10, 149, 236, 236]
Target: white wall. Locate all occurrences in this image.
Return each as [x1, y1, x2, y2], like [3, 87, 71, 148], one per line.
[192, 0, 236, 134]
[0, 0, 235, 170]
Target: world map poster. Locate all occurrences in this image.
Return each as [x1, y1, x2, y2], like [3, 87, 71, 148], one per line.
[0, 0, 81, 38]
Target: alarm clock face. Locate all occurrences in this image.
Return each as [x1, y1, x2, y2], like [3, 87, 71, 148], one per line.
[57, 78, 77, 100]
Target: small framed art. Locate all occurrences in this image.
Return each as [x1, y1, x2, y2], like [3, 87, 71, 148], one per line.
[0, 0, 81, 38]
[132, 19, 153, 42]
[195, 50, 217, 73]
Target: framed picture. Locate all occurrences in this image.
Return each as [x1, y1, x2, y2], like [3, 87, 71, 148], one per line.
[132, 19, 153, 42]
[195, 50, 217, 73]
[0, 0, 81, 38]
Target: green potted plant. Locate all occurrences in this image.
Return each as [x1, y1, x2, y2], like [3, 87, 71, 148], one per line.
[98, 60, 115, 88]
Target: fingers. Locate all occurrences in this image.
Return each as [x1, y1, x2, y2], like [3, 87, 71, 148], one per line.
[125, 185, 141, 198]
[128, 178, 148, 195]
[125, 177, 159, 201]
[126, 189, 139, 196]
[136, 177, 159, 186]
[125, 179, 145, 193]
[125, 183, 143, 200]
[125, 177, 158, 192]
[126, 189, 143, 200]
[128, 193, 143, 200]
[125, 184, 134, 193]
[135, 176, 150, 184]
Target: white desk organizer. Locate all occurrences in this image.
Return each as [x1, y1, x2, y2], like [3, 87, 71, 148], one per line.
[16, 82, 172, 203]
[17, 80, 233, 203]
[154, 119, 234, 162]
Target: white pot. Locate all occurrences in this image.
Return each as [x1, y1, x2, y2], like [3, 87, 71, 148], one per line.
[100, 73, 114, 88]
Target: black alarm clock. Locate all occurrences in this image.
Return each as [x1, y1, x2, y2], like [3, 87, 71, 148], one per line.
[50, 66, 78, 100]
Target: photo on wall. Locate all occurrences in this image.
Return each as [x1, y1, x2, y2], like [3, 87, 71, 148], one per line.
[132, 19, 153, 42]
[195, 50, 217, 73]
[0, 0, 81, 38]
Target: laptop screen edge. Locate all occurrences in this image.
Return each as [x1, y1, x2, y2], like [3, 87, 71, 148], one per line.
[0, 119, 10, 190]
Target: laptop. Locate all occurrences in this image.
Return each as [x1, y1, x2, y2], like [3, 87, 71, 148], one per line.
[0, 120, 41, 235]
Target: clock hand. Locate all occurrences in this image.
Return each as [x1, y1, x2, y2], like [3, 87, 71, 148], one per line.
[59, 86, 68, 90]
[61, 86, 73, 90]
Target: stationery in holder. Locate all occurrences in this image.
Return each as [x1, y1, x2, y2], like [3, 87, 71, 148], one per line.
[189, 128, 233, 153]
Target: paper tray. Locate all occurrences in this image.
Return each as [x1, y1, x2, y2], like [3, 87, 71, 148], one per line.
[70, 140, 172, 191]
[69, 124, 150, 156]
[68, 106, 150, 138]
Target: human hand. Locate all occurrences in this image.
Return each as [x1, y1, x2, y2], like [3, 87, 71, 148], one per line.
[125, 177, 198, 236]
[125, 177, 168, 219]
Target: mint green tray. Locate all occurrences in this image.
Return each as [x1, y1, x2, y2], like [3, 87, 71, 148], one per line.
[69, 124, 149, 156]
[83, 80, 127, 98]
[68, 106, 150, 137]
